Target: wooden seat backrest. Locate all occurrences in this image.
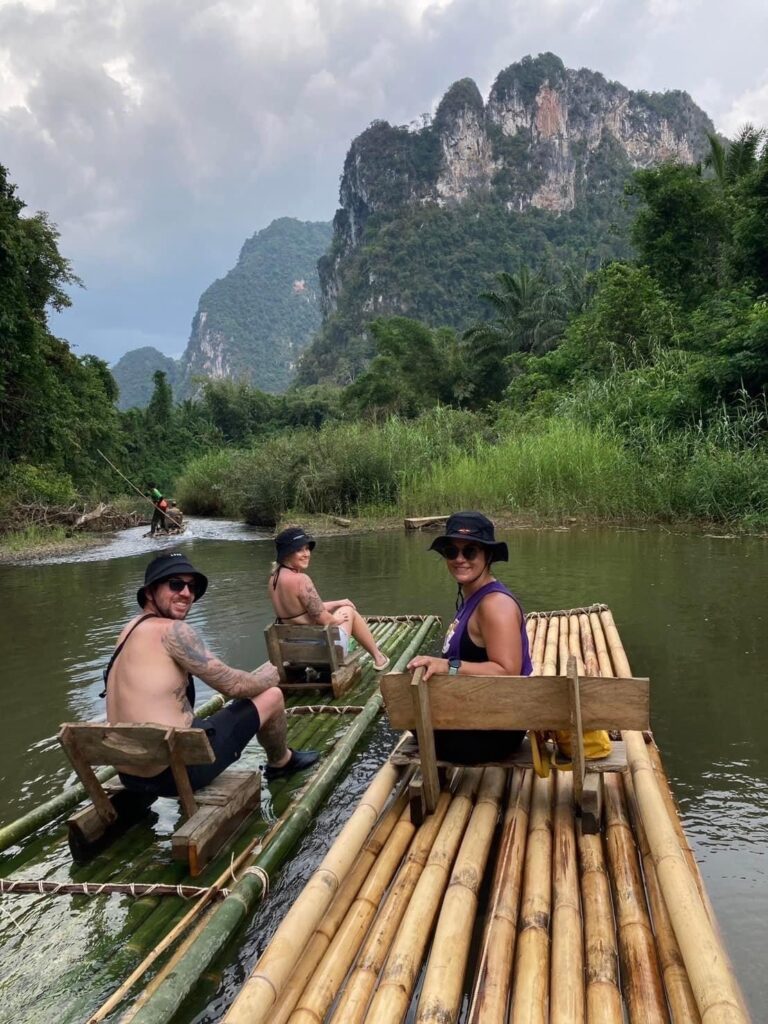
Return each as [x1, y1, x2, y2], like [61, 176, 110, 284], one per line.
[379, 671, 649, 733]
[380, 661, 649, 819]
[264, 623, 345, 675]
[58, 722, 216, 825]
[58, 723, 215, 769]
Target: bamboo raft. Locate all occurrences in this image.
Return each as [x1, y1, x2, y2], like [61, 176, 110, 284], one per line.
[215, 606, 750, 1024]
[0, 615, 441, 1024]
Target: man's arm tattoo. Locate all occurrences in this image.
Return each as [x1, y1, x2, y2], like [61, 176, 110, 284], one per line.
[163, 622, 276, 699]
[300, 577, 326, 623]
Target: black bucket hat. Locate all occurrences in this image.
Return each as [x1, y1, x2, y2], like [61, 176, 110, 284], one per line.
[137, 552, 209, 607]
[274, 526, 316, 563]
[428, 511, 508, 562]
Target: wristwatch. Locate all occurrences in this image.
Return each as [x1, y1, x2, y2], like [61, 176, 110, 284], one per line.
[448, 658, 461, 676]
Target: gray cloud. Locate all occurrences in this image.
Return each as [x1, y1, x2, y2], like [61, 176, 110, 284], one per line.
[1, 0, 766, 364]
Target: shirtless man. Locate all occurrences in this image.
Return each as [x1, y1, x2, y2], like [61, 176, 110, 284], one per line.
[268, 527, 390, 670]
[105, 551, 318, 793]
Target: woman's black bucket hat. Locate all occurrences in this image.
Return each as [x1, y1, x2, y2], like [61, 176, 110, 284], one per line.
[137, 552, 209, 607]
[428, 511, 508, 562]
[274, 526, 316, 563]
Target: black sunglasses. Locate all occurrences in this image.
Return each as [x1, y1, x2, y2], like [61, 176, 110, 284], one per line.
[165, 577, 199, 596]
[441, 543, 484, 561]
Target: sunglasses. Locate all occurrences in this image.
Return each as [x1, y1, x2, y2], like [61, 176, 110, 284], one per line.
[165, 577, 199, 596]
[441, 543, 483, 561]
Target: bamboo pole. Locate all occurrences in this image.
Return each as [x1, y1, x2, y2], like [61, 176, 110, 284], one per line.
[361, 769, 482, 1024]
[551, 772, 584, 1024]
[287, 804, 416, 1024]
[542, 615, 560, 676]
[224, 762, 401, 1024]
[531, 616, 548, 674]
[578, 829, 622, 1022]
[127, 788, 412, 1024]
[0, 879, 227, 899]
[467, 769, 532, 1024]
[328, 787, 455, 1024]
[87, 818, 281, 1024]
[568, 614, 586, 674]
[558, 613, 570, 678]
[603, 772, 669, 1022]
[416, 767, 506, 1024]
[509, 772, 553, 1024]
[588, 610, 614, 678]
[600, 609, 748, 1024]
[623, 766, 700, 1022]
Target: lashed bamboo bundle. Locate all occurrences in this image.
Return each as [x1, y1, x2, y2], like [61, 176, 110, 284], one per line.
[599, 608, 749, 1024]
[267, 791, 410, 1024]
[415, 767, 506, 1024]
[327, 787, 455, 1024]
[285, 802, 416, 1024]
[361, 769, 483, 1023]
[223, 762, 401, 1024]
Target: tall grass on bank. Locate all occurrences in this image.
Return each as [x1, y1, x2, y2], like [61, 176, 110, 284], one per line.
[175, 402, 768, 529]
[402, 419, 644, 518]
[175, 408, 481, 523]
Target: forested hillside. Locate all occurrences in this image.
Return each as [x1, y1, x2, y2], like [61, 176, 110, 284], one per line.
[112, 347, 180, 411]
[178, 217, 332, 396]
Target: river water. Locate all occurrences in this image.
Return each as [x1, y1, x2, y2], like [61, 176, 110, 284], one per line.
[0, 519, 766, 1016]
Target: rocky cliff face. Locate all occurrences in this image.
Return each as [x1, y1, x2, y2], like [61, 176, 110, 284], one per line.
[318, 54, 713, 319]
[179, 217, 332, 396]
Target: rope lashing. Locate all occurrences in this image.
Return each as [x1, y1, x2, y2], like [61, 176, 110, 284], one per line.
[285, 704, 365, 716]
[242, 866, 271, 896]
[0, 878, 230, 899]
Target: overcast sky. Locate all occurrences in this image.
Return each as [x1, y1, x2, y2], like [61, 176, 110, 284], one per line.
[1, 0, 767, 366]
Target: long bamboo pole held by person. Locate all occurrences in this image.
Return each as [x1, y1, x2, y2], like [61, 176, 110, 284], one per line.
[96, 448, 176, 525]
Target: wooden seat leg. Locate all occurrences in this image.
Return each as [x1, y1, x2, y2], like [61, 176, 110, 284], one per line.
[411, 668, 440, 815]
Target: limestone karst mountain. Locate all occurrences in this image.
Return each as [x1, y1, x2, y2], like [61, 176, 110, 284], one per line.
[296, 53, 714, 385]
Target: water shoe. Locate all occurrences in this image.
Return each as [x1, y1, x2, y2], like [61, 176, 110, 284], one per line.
[265, 748, 319, 781]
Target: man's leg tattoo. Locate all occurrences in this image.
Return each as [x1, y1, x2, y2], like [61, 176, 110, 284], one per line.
[258, 713, 288, 764]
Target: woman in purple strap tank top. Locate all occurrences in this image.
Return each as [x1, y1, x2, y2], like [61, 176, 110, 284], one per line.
[407, 510, 532, 765]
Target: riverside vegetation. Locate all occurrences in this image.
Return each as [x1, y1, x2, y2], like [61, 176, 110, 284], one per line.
[2, 127, 768, 549]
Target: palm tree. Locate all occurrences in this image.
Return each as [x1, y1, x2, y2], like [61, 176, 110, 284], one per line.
[705, 125, 766, 186]
[462, 266, 551, 362]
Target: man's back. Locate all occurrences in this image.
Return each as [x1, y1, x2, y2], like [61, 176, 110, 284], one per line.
[106, 614, 194, 776]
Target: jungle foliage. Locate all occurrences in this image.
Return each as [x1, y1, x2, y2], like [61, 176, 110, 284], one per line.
[4, 127, 768, 534]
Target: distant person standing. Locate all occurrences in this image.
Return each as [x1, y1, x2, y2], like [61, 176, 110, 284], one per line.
[148, 483, 168, 536]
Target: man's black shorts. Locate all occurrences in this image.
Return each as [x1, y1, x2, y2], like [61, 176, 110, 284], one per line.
[118, 698, 261, 797]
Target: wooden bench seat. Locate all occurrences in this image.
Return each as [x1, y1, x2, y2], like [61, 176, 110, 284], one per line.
[58, 722, 261, 876]
[264, 623, 362, 698]
[380, 656, 649, 834]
